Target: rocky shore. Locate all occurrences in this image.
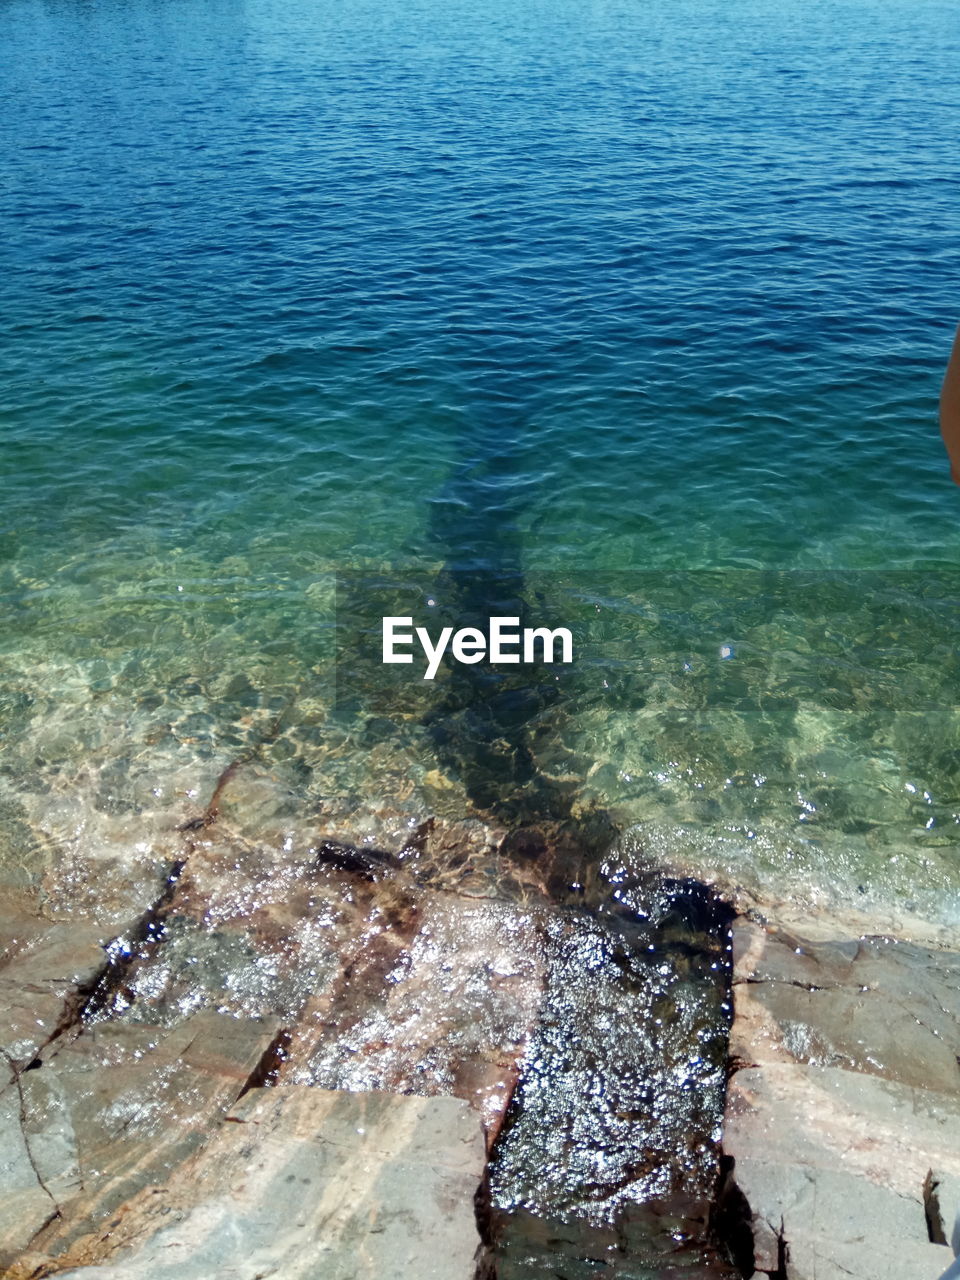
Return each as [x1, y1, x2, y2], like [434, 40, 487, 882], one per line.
[1, 755, 958, 1279]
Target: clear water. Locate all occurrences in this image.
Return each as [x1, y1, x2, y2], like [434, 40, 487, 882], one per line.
[3, 0, 960, 928]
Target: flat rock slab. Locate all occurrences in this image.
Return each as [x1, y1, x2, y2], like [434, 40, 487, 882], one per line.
[725, 1062, 960, 1265]
[731, 920, 960, 1092]
[0, 1057, 65, 1266]
[0, 1010, 279, 1273]
[0, 911, 107, 1067]
[723, 918, 960, 1278]
[52, 1087, 486, 1280]
[785, 1232, 956, 1280]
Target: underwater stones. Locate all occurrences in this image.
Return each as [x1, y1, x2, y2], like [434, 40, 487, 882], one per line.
[51, 1088, 486, 1280]
[49, 818, 547, 1143]
[0, 776, 735, 1280]
[43, 823, 548, 1136]
[721, 917, 960, 1278]
[489, 1203, 740, 1279]
[488, 901, 730, 1231]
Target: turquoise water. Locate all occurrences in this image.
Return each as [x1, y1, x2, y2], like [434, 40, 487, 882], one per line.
[3, 0, 960, 924]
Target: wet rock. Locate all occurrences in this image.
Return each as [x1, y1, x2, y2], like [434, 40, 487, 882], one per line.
[0, 903, 105, 1066]
[490, 905, 729, 1223]
[85, 833, 548, 1142]
[289, 891, 546, 1138]
[0, 727, 738, 1280]
[51, 1088, 486, 1280]
[485, 875, 737, 1278]
[0, 1056, 65, 1269]
[7, 1010, 279, 1273]
[491, 1202, 741, 1279]
[1, 813, 523, 1278]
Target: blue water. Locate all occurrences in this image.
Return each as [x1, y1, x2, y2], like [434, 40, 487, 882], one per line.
[3, 0, 960, 920]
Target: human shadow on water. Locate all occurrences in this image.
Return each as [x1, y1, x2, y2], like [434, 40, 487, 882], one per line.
[419, 394, 619, 888]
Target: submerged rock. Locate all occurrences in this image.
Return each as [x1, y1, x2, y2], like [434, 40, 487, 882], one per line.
[0, 718, 740, 1280]
[485, 875, 737, 1277]
[0, 809, 745, 1278]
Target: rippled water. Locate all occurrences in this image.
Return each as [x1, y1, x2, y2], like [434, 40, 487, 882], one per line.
[2, 0, 960, 1269]
[4, 0, 960, 905]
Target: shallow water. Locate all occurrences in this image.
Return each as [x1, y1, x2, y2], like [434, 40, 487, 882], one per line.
[4, 0, 960, 924]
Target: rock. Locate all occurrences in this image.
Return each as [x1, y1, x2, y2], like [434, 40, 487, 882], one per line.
[4, 1010, 280, 1273]
[0, 826, 544, 1276]
[288, 890, 546, 1138]
[51, 1088, 486, 1280]
[93, 836, 548, 1143]
[0, 1057, 63, 1269]
[786, 1234, 955, 1280]
[928, 1170, 960, 1249]
[0, 902, 106, 1067]
[724, 1062, 960, 1271]
[730, 920, 960, 1092]
[0, 754, 736, 1280]
[721, 917, 960, 1278]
